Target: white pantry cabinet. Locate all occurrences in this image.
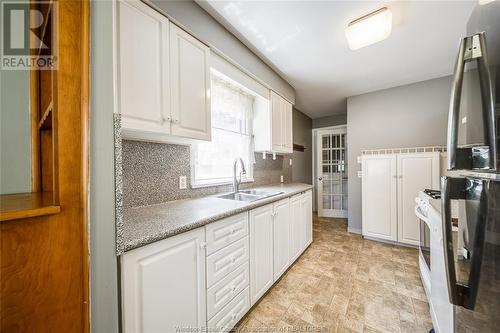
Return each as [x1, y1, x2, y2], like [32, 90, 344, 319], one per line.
[290, 195, 303, 262]
[254, 90, 293, 154]
[361, 152, 439, 245]
[121, 227, 206, 333]
[249, 204, 274, 306]
[397, 153, 440, 245]
[272, 198, 291, 281]
[116, 0, 211, 142]
[302, 190, 313, 248]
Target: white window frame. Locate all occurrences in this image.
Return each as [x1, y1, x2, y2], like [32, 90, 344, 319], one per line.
[190, 71, 257, 188]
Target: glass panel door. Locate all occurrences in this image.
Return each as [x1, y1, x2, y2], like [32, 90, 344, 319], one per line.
[316, 127, 347, 218]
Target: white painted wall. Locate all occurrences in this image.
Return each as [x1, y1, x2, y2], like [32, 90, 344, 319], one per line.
[90, 1, 120, 332]
[347, 76, 452, 232]
[0, 69, 31, 194]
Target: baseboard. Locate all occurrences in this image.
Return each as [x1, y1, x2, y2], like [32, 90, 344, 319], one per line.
[347, 227, 361, 234]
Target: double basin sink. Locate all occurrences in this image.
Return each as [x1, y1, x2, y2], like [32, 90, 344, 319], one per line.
[217, 189, 283, 202]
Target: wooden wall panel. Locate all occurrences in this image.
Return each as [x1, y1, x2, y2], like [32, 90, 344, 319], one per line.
[0, 1, 90, 332]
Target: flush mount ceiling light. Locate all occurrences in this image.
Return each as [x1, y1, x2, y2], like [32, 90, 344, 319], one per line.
[345, 7, 393, 50]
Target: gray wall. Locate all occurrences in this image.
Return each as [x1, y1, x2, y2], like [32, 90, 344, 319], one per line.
[149, 0, 295, 104]
[347, 76, 452, 232]
[90, 0, 120, 332]
[122, 141, 292, 207]
[312, 114, 347, 129]
[0, 69, 31, 194]
[292, 108, 312, 184]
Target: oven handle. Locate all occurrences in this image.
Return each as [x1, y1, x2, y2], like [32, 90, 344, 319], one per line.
[414, 205, 430, 225]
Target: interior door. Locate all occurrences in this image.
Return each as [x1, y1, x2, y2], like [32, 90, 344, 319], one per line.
[397, 152, 440, 245]
[316, 128, 348, 217]
[361, 154, 398, 241]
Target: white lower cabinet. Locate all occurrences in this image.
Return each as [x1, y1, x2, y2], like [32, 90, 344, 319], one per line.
[207, 287, 250, 333]
[121, 190, 314, 333]
[273, 198, 291, 281]
[249, 204, 274, 306]
[121, 227, 206, 333]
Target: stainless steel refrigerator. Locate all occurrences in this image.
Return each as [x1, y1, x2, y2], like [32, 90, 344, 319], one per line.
[441, 1, 500, 332]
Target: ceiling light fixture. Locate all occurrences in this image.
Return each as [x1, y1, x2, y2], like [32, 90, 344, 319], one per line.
[478, 0, 495, 5]
[345, 7, 393, 50]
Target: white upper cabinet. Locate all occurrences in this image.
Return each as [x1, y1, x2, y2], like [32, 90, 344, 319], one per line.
[121, 227, 206, 333]
[116, 0, 170, 135]
[254, 90, 293, 154]
[116, 0, 211, 142]
[170, 24, 211, 141]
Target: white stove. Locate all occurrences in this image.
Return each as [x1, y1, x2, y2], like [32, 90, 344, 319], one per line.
[415, 190, 454, 333]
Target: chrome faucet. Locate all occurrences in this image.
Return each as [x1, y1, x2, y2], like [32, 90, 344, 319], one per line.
[233, 158, 247, 193]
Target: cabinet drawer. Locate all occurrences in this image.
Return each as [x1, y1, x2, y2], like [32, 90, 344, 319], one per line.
[207, 237, 249, 287]
[206, 213, 248, 255]
[207, 262, 249, 319]
[207, 287, 250, 333]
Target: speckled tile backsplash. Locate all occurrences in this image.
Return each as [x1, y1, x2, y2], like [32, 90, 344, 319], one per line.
[122, 140, 292, 207]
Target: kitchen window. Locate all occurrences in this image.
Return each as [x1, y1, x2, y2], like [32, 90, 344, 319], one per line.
[192, 72, 255, 187]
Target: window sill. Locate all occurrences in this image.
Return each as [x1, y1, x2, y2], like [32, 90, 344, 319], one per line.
[191, 178, 255, 189]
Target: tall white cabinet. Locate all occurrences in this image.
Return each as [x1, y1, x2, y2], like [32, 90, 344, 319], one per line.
[361, 152, 439, 245]
[116, 0, 211, 142]
[121, 228, 206, 333]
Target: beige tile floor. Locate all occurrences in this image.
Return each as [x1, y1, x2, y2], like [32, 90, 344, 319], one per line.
[235, 215, 433, 333]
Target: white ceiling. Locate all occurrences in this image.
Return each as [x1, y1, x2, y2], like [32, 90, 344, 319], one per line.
[198, 0, 476, 118]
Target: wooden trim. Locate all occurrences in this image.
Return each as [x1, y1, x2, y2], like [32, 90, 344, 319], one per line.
[80, 0, 90, 331]
[0, 206, 60, 222]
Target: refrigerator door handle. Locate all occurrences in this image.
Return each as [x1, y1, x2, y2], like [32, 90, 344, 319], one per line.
[447, 38, 467, 170]
[476, 33, 497, 170]
[441, 176, 471, 306]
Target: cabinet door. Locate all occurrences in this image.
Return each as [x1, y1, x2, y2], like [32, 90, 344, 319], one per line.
[121, 228, 206, 333]
[397, 152, 439, 246]
[273, 199, 290, 281]
[361, 155, 398, 241]
[170, 23, 211, 140]
[117, 0, 170, 135]
[282, 100, 293, 153]
[289, 196, 302, 263]
[271, 91, 283, 151]
[302, 190, 313, 248]
[249, 205, 274, 306]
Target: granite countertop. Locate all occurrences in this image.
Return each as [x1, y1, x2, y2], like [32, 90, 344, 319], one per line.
[119, 183, 313, 253]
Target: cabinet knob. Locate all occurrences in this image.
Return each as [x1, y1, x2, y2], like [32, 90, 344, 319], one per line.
[231, 285, 236, 292]
[199, 242, 207, 249]
[231, 257, 236, 263]
[231, 313, 237, 320]
[172, 118, 179, 124]
[164, 116, 171, 123]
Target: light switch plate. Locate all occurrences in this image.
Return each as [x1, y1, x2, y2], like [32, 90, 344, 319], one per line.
[179, 176, 187, 189]
[289, 158, 292, 166]
[280, 175, 284, 183]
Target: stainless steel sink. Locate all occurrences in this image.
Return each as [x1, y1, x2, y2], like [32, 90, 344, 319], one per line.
[217, 190, 283, 202]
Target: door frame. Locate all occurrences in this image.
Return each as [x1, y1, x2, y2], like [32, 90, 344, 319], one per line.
[312, 125, 347, 218]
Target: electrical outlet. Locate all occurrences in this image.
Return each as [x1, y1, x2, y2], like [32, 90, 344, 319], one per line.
[280, 175, 284, 183]
[272, 152, 276, 160]
[461, 116, 467, 124]
[289, 158, 293, 166]
[179, 176, 187, 189]
[262, 152, 266, 159]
